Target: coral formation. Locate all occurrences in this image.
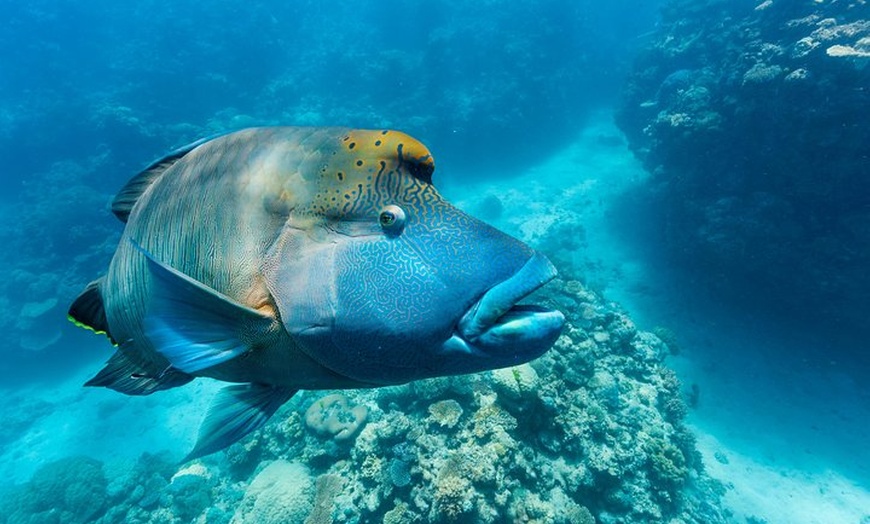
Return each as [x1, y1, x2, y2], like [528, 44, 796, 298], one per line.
[0, 158, 118, 365]
[616, 0, 870, 338]
[2, 277, 727, 523]
[166, 463, 216, 522]
[232, 461, 314, 524]
[5, 456, 108, 524]
[304, 394, 369, 443]
[306, 473, 345, 524]
[427, 399, 464, 429]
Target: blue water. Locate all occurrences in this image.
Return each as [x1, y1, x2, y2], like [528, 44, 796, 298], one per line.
[2, 1, 868, 523]
[0, 0, 658, 385]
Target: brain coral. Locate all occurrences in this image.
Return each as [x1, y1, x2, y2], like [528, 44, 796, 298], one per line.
[231, 460, 314, 524]
[305, 393, 368, 442]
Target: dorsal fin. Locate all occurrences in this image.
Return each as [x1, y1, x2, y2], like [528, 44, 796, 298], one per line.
[111, 133, 225, 222]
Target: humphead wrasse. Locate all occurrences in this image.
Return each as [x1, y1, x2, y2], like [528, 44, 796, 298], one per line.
[69, 127, 565, 460]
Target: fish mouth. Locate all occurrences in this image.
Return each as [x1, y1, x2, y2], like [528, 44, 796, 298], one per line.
[444, 252, 565, 362]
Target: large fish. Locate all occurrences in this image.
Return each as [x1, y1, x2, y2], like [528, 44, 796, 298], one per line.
[69, 127, 565, 460]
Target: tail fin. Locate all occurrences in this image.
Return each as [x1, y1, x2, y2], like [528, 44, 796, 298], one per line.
[85, 343, 193, 396]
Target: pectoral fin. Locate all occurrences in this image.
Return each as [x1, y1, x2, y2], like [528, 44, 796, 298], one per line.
[134, 240, 276, 374]
[183, 383, 297, 462]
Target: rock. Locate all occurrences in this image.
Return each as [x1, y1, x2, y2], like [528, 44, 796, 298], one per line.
[491, 364, 539, 401]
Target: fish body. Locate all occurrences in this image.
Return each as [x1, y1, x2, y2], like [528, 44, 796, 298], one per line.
[69, 127, 564, 459]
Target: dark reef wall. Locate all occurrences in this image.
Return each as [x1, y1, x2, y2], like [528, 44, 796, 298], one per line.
[616, 0, 870, 335]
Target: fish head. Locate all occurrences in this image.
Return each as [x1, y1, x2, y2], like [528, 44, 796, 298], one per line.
[270, 129, 565, 385]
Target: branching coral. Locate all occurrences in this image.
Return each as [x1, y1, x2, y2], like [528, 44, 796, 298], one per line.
[433, 472, 474, 521]
[305, 473, 344, 524]
[646, 439, 689, 491]
[428, 399, 464, 428]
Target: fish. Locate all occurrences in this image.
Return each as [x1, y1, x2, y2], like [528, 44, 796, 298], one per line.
[68, 127, 565, 460]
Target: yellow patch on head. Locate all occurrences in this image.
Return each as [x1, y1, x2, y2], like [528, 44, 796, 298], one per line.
[341, 129, 435, 183]
[308, 128, 438, 216]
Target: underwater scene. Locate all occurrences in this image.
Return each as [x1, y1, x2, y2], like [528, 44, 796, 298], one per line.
[1, 0, 868, 523]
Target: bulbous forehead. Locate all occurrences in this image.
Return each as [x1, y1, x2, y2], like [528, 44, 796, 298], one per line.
[339, 129, 434, 184]
[307, 129, 438, 217]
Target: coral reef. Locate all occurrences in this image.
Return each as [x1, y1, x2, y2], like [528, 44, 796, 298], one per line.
[0, 157, 118, 367]
[428, 399, 464, 429]
[2, 276, 728, 523]
[4, 456, 108, 524]
[616, 0, 870, 337]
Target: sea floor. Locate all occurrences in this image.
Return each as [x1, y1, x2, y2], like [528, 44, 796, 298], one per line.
[0, 365, 218, 485]
[446, 109, 870, 524]
[2, 111, 868, 523]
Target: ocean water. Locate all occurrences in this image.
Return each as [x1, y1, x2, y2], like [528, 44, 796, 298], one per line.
[1, 1, 868, 523]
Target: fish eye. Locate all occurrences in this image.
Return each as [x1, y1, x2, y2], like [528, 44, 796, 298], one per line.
[379, 205, 406, 235]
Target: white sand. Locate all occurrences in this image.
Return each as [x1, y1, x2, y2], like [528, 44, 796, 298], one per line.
[695, 429, 870, 524]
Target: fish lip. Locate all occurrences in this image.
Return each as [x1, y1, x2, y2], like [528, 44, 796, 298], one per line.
[457, 252, 561, 344]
